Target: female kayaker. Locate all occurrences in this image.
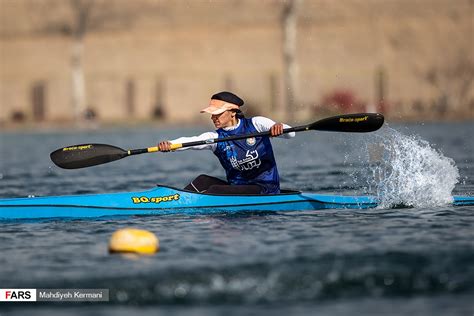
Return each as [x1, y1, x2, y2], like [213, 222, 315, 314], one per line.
[158, 91, 295, 195]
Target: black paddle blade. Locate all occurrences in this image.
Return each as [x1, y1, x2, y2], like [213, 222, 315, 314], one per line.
[310, 113, 384, 133]
[50, 144, 128, 169]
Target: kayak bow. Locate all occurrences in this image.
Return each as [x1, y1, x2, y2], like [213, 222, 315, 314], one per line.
[0, 185, 472, 220]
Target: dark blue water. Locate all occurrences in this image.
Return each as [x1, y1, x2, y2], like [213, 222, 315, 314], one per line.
[0, 122, 473, 315]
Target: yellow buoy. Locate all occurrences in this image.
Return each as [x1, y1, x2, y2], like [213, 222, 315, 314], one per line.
[109, 228, 159, 255]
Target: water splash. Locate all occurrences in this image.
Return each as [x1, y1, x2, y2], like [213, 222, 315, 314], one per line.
[360, 128, 459, 208]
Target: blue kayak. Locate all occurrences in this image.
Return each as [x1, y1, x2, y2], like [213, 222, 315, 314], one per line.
[0, 185, 472, 220]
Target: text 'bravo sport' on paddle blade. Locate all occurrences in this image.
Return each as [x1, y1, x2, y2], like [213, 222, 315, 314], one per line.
[309, 113, 384, 133]
[50, 144, 128, 169]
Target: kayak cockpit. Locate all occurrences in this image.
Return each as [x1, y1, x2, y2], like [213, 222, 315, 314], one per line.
[156, 184, 301, 196]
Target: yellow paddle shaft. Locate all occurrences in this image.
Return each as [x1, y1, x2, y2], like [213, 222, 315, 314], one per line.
[146, 144, 183, 153]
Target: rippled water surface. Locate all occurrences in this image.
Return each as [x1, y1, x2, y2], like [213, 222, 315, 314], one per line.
[0, 122, 473, 315]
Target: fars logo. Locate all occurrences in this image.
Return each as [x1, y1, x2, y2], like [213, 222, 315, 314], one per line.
[0, 289, 37, 302]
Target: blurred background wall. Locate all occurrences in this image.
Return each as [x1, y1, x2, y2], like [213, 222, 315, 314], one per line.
[0, 0, 473, 127]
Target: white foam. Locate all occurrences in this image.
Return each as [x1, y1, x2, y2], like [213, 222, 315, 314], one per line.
[361, 128, 459, 208]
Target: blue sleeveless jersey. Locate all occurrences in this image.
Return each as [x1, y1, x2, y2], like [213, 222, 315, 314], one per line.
[214, 118, 280, 194]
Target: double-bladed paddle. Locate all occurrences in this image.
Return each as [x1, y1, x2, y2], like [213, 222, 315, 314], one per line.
[50, 113, 384, 169]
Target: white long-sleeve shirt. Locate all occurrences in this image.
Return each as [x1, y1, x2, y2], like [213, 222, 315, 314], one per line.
[170, 116, 295, 151]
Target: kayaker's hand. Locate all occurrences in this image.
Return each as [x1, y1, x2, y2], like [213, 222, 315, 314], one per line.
[158, 141, 172, 152]
[270, 123, 284, 137]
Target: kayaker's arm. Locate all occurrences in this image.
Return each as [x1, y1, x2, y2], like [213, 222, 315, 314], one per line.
[160, 132, 219, 152]
[251, 116, 296, 139]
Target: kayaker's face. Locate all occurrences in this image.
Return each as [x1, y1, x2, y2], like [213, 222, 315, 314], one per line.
[211, 110, 237, 129]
